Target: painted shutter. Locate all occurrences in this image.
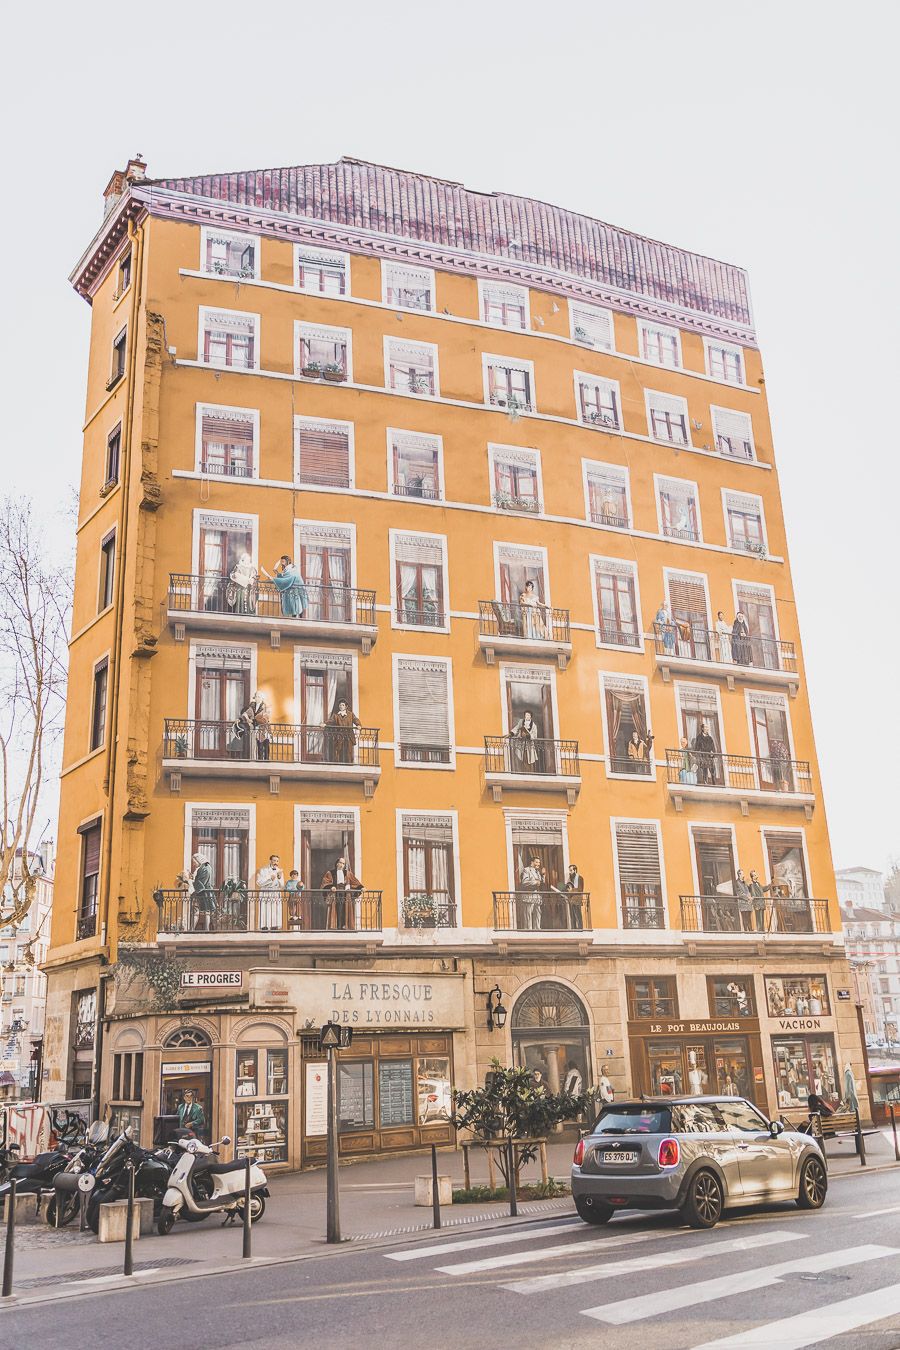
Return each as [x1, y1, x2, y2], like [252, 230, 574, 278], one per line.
[668, 575, 708, 622]
[713, 408, 755, 460]
[396, 661, 451, 753]
[615, 824, 662, 888]
[296, 423, 350, 488]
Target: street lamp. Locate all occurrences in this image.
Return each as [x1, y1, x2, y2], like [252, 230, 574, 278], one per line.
[486, 985, 507, 1032]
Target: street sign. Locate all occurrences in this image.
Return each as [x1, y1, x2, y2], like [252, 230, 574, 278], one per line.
[320, 1021, 341, 1049]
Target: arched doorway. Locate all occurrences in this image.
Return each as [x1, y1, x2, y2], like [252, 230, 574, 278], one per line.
[511, 981, 592, 1097]
[160, 1026, 214, 1141]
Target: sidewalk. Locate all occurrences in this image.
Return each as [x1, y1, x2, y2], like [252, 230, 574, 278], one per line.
[2, 1131, 896, 1303]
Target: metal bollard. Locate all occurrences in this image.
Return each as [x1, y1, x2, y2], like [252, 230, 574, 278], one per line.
[123, 1163, 135, 1277]
[2, 1176, 16, 1298]
[507, 1139, 518, 1218]
[431, 1145, 441, 1230]
[242, 1155, 252, 1259]
[892, 1104, 900, 1163]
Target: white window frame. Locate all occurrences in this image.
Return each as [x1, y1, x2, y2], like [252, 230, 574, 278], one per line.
[654, 472, 703, 544]
[711, 404, 756, 462]
[638, 319, 682, 369]
[294, 646, 360, 723]
[730, 578, 782, 646]
[598, 671, 654, 781]
[295, 321, 353, 382]
[503, 810, 570, 892]
[487, 443, 544, 515]
[200, 226, 260, 281]
[569, 301, 615, 352]
[498, 660, 561, 738]
[187, 640, 257, 720]
[394, 809, 462, 918]
[383, 337, 440, 398]
[687, 821, 740, 898]
[293, 804, 362, 881]
[294, 518, 358, 589]
[582, 460, 632, 529]
[482, 353, 536, 412]
[721, 488, 768, 555]
[183, 802, 257, 880]
[703, 337, 746, 386]
[382, 260, 436, 313]
[293, 415, 356, 492]
[191, 508, 259, 573]
[492, 541, 552, 607]
[674, 678, 728, 754]
[389, 529, 450, 634]
[610, 817, 669, 930]
[663, 566, 712, 630]
[386, 428, 445, 503]
[478, 279, 530, 331]
[391, 653, 456, 770]
[573, 370, 622, 430]
[760, 825, 813, 895]
[194, 403, 260, 480]
[589, 555, 644, 652]
[197, 306, 260, 372]
[645, 389, 691, 446]
[743, 688, 798, 764]
[294, 244, 350, 297]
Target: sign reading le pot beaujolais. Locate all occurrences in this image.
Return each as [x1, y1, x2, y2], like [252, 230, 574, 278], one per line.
[181, 971, 243, 989]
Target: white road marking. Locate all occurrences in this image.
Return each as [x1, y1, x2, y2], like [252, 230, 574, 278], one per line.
[585, 1243, 898, 1324]
[853, 1204, 900, 1218]
[689, 1279, 900, 1349]
[436, 1229, 659, 1274]
[385, 1220, 584, 1262]
[503, 1230, 798, 1295]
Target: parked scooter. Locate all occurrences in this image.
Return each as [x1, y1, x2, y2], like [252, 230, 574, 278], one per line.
[0, 1141, 74, 1215]
[45, 1121, 111, 1226]
[75, 1127, 175, 1234]
[157, 1134, 268, 1234]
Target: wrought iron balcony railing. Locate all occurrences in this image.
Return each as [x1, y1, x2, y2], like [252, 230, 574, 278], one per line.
[76, 914, 97, 941]
[400, 893, 458, 929]
[168, 575, 377, 627]
[198, 459, 254, 479]
[163, 719, 379, 767]
[484, 736, 580, 777]
[394, 604, 446, 627]
[391, 482, 442, 500]
[665, 749, 812, 795]
[154, 887, 383, 934]
[478, 600, 571, 645]
[598, 622, 642, 648]
[710, 995, 758, 1017]
[590, 509, 629, 528]
[621, 902, 667, 930]
[679, 894, 832, 935]
[653, 623, 797, 673]
[493, 891, 591, 932]
[609, 756, 653, 777]
[628, 997, 678, 1019]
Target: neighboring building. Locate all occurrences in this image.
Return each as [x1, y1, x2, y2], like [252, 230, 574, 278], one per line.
[44, 155, 868, 1163]
[1, 844, 54, 1098]
[838, 866, 900, 1044]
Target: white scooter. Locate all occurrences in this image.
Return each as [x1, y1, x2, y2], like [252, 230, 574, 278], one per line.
[157, 1134, 268, 1235]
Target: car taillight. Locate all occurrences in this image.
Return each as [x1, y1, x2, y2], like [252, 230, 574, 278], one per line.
[573, 1138, 585, 1165]
[658, 1137, 680, 1168]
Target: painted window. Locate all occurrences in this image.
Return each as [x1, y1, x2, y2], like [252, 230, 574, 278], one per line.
[400, 814, 457, 928]
[90, 658, 108, 751]
[294, 418, 352, 490]
[201, 310, 257, 370]
[395, 658, 452, 764]
[116, 249, 132, 297]
[189, 806, 251, 886]
[712, 406, 755, 461]
[99, 531, 116, 611]
[77, 821, 101, 939]
[297, 323, 350, 380]
[602, 675, 652, 776]
[725, 491, 765, 554]
[203, 228, 257, 280]
[394, 533, 446, 627]
[297, 523, 353, 623]
[627, 976, 678, 1019]
[387, 339, 437, 396]
[109, 328, 127, 386]
[485, 356, 534, 411]
[593, 559, 641, 647]
[491, 446, 541, 513]
[481, 281, 529, 330]
[647, 391, 689, 445]
[576, 373, 620, 429]
[639, 320, 681, 368]
[706, 341, 744, 384]
[390, 431, 442, 500]
[105, 425, 121, 487]
[198, 406, 256, 479]
[570, 302, 614, 351]
[614, 822, 664, 928]
[658, 477, 701, 542]
[584, 462, 629, 528]
[383, 261, 434, 312]
[295, 245, 348, 296]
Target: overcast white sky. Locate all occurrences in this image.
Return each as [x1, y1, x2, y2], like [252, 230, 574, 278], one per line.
[3, 1, 897, 872]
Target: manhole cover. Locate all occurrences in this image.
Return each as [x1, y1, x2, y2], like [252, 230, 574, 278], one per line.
[16, 1256, 196, 1290]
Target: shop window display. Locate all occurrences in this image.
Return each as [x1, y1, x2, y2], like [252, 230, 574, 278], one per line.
[773, 1035, 838, 1108]
[339, 1061, 375, 1131]
[709, 977, 756, 1017]
[627, 976, 678, 1020]
[235, 1099, 288, 1164]
[647, 1037, 754, 1100]
[417, 1057, 452, 1123]
[765, 975, 829, 1017]
[511, 981, 591, 1098]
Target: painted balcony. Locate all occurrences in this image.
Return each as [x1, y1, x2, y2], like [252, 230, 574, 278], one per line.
[167, 575, 378, 651]
[478, 601, 572, 669]
[665, 749, 814, 816]
[493, 891, 591, 933]
[399, 893, 458, 930]
[620, 892, 667, 930]
[484, 736, 581, 803]
[163, 719, 380, 795]
[154, 887, 383, 936]
[679, 894, 832, 936]
[653, 624, 798, 694]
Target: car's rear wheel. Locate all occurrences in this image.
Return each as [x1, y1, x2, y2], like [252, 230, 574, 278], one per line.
[797, 1155, 827, 1209]
[680, 1169, 723, 1229]
[574, 1194, 614, 1225]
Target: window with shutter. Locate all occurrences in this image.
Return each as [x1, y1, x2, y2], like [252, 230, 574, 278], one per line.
[395, 658, 452, 764]
[646, 391, 689, 445]
[570, 302, 614, 351]
[78, 820, 102, 937]
[614, 822, 664, 923]
[481, 281, 529, 330]
[639, 321, 681, 368]
[296, 245, 348, 296]
[383, 262, 435, 312]
[90, 659, 108, 751]
[199, 406, 257, 478]
[712, 406, 755, 461]
[294, 418, 352, 489]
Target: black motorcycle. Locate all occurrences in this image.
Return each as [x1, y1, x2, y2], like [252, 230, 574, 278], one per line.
[80, 1128, 173, 1234]
[46, 1122, 111, 1227]
[0, 1144, 74, 1215]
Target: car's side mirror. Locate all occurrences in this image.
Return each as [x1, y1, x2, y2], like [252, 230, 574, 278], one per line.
[769, 1119, 785, 1138]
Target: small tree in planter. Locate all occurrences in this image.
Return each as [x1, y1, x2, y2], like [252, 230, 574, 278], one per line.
[453, 1060, 592, 1190]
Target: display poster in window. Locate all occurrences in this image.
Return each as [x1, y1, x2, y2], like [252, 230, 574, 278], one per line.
[378, 1060, 414, 1128]
[267, 1049, 288, 1096]
[417, 1056, 452, 1124]
[339, 1062, 374, 1130]
[235, 1099, 287, 1164]
[236, 1051, 258, 1098]
[305, 1062, 327, 1137]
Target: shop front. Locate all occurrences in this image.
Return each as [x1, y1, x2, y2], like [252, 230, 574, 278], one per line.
[763, 972, 840, 1109]
[628, 1017, 765, 1106]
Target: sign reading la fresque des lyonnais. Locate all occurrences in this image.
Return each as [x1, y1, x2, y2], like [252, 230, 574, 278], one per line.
[251, 969, 467, 1029]
[181, 971, 243, 989]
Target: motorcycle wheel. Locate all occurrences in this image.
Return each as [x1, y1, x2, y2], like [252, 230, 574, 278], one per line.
[86, 1196, 102, 1235]
[45, 1194, 79, 1228]
[237, 1194, 265, 1223]
[157, 1206, 176, 1236]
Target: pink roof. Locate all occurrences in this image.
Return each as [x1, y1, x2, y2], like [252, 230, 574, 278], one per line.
[152, 156, 753, 334]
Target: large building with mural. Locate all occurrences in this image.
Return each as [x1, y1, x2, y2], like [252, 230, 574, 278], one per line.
[43, 154, 868, 1166]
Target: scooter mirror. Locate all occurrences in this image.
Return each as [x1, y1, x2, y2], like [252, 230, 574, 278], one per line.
[124, 1126, 134, 1140]
[87, 1122, 109, 1144]
[220, 1135, 232, 1146]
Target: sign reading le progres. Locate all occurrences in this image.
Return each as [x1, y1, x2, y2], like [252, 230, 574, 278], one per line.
[181, 971, 243, 989]
[251, 969, 467, 1029]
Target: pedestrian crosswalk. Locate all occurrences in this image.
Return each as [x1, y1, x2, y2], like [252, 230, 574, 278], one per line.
[383, 1214, 900, 1347]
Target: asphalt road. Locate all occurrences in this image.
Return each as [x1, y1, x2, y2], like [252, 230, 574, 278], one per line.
[5, 1170, 900, 1349]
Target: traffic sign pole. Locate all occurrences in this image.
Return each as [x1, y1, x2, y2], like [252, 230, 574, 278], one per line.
[321, 1020, 350, 1245]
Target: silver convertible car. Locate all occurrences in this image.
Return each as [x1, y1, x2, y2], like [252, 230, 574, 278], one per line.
[572, 1096, 827, 1229]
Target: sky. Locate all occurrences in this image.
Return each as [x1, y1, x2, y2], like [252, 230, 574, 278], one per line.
[2, 0, 897, 872]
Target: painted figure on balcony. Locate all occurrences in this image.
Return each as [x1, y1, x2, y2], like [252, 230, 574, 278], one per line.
[190, 853, 215, 933]
[677, 736, 697, 785]
[228, 552, 258, 615]
[232, 692, 271, 761]
[731, 610, 752, 665]
[627, 728, 654, 770]
[285, 869, 304, 928]
[769, 736, 792, 792]
[510, 710, 539, 771]
[715, 610, 732, 662]
[551, 863, 585, 930]
[326, 699, 361, 764]
[518, 855, 545, 930]
[518, 579, 546, 639]
[692, 721, 717, 785]
[256, 854, 285, 931]
[735, 869, 753, 931]
[749, 870, 769, 932]
[261, 555, 309, 618]
[655, 601, 675, 654]
[321, 857, 363, 930]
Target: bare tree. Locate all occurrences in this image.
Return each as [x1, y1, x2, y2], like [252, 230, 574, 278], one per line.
[0, 497, 71, 926]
